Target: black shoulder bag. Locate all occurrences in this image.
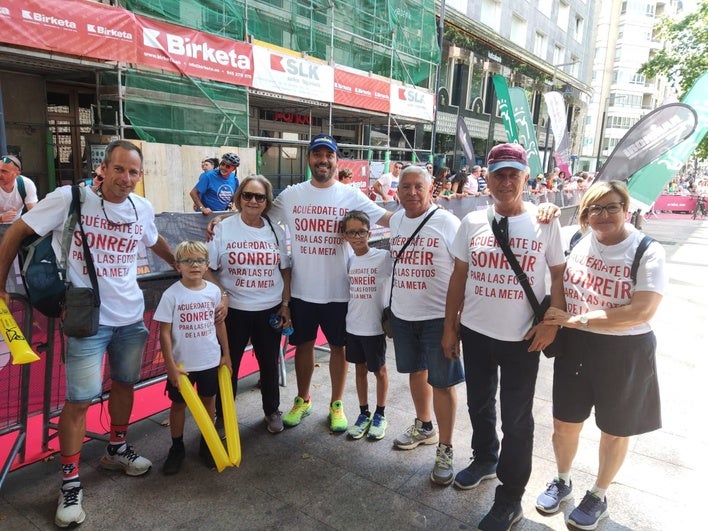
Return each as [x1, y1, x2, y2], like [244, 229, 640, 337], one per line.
[61, 186, 101, 338]
[381, 207, 438, 338]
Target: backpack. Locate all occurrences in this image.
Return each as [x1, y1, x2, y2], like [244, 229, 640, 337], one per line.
[16, 176, 29, 215]
[17, 186, 85, 318]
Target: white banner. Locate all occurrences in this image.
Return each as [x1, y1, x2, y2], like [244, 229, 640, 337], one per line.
[389, 83, 435, 122]
[251, 45, 334, 102]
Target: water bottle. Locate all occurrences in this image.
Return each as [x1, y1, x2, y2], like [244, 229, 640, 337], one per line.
[269, 313, 293, 336]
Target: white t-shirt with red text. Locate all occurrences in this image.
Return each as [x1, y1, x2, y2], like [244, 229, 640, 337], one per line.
[22, 186, 159, 327]
[208, 213, 290, 311]
[153, 281, 222, 371]
[389, 206, 460, 321]
[376, 172, 399, 202]
[346, 248, 392, 336]
[564, 227, 666, 336]
[268, 180, 386, 303]
[452, 203, 565, 341]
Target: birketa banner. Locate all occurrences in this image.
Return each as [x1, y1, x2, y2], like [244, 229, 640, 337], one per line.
[627, 72, 708, 209]
[509, 87, 543, 179]
[456, 115, 476, 166]
[543, 91, 572, 177]
[595, 102, 697, 185]
[492, 75, 519, 144]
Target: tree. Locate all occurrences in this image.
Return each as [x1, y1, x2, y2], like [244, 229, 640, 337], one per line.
[639, 1, 708, 159]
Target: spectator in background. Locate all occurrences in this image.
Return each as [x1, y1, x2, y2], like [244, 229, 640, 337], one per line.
[0, 154, 37, 223]
[201, 157, 219, 172]
[426, 163, 434, 177]
[338, 168, 354, 186]
[372, 161, 402, 203]
[431, 166, 450, 200]
[190, 153, 240, 215]
[475, 165, 488, 193]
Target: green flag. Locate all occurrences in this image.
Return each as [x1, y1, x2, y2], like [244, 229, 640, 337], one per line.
[492, 74, 519, 143]
[509, 87, 544, 179]
[627, 72, 708, 208]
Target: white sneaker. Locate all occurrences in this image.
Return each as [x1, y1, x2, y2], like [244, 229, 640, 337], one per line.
[55, 484, 86, 528]
[99, 445, 152, 476]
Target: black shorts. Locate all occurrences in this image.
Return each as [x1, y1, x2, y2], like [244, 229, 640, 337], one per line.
[289, 298, 347, 347]
[165, 366, 219, 403]
[345, 332, 386, 373]
[552, 329, 661, 437]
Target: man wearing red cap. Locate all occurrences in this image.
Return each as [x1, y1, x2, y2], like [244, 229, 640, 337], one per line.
[442, 143, 566, 531]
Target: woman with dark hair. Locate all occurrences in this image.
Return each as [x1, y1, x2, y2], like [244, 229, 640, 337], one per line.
[536, 180, 666, 530]
[206, 175, 292, 434]
[431, 166, 450, 199]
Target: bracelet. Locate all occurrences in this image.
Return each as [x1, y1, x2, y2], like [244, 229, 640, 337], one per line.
[281, 300, 289, 307]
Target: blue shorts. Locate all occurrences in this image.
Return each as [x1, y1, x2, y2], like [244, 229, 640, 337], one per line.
[64, 321, 149, 402]
[391, 313, 464, 389]
[345, 332, 386, 373]
[289, 298, 347, 347]
[165, 366, 219, 403]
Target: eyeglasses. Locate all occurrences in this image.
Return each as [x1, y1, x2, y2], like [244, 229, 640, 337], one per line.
[241, 191, 267, 203]
[344, 229, 369, 238]
[100, 196, 138, 227]
[177, 258, 208, 266]
[1, 156, 20, 170]
[220, 161, 235, 168]
[587, 202, 624, 216]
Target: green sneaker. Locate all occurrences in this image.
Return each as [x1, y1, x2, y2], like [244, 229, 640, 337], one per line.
[329, 400, 348, 432]
[348, 413, 372, 439]
[367, 413, 387, 440]
[282, 396, 312, 427]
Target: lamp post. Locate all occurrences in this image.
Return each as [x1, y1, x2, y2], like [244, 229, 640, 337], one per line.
[542, 60, 578, 172]
[429, 0, 446, 164]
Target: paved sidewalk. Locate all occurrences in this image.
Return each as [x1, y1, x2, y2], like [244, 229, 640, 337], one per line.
[0, 217, 705, 530]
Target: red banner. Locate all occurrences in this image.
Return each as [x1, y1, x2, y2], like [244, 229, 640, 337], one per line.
[334, 68, 390, 113]
[135, 16, 253, 87]
[0, 0, 137, 63]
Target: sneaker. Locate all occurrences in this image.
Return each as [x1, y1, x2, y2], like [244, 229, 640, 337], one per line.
[568, 491, 608, 530]
[478, 497, 523, 531]
[329, 400, 348, 432]
[162, 444, 185, 476]
[367, 413, 387, 440]
[55, 483, 86, 528]
[99, 445, 152, 476]
[348, 413, 372, 439]
[536, 478, 573, 514]
[430, 444, 454, 486]
[393, 419, 439, 450]
[282, 396, 312, 427]
[199, 438, 216, 469]
[454, 459, 497, 490]
[265, 411, 284, 433]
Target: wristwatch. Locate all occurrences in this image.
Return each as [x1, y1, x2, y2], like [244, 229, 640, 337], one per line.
[579, 315, 589, 329]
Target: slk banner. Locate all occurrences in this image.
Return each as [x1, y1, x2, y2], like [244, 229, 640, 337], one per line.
[389, 84, 435, 122]
[251, 45, 334, 102]
[456, 115, 476, 165]
[543, 91, 572, 177]
[596, 102, 698, 183]
[135, 16, 254, 87]
[627, 73, 708, 209]
[509, 87, 543, 178]
[334, 68, 390, 113]
[0, 0, 137, 63]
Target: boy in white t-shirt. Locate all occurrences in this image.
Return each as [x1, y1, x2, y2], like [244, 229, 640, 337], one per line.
[343, 211, 393, 440]
[154, 241, 231, 475]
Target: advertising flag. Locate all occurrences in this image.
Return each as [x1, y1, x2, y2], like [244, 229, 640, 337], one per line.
[509, 87, 543, 178]
[456, 115, 476, 165]
[543, 91, 572, 177]
[492, 75, 519, 143]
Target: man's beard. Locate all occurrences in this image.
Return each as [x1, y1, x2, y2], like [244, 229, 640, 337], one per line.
[310, 164, 335, 183]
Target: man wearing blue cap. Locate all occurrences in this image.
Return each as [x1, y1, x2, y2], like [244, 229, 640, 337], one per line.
[268, 134, 393, 432]
[442, 143, 565, 530]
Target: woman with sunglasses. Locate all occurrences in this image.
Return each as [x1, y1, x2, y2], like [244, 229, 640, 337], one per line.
[0, 154, 37, 223]
[535, 180, 666, 530]
[205, 175, 291, 435]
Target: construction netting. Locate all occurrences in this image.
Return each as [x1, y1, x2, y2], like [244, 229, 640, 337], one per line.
[101, 70, 249, 147]
[121, 0, 439, 86]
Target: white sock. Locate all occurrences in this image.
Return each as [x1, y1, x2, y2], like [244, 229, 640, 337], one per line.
[558, 472, 571, 483]
[590, 484, 607, 500]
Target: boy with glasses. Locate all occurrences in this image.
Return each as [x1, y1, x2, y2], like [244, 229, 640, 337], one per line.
[342, 211, 392, 440]
[154, 241, 231, 475]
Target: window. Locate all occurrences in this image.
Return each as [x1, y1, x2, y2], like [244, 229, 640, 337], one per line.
[575, 16, 584, 41]
[646, 3, 655, 17]
[630, 72, 646, 85]
[534, 32, 547, 58]
[510, 15, 527, 47]
[481, 0, 502, 29]
[553, 45, 563, 65]
[558, 2, 570, 30]
[538, 0, 552, 18]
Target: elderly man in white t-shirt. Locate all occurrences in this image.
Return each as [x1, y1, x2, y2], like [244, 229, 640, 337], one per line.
[372, 160, 402, 203]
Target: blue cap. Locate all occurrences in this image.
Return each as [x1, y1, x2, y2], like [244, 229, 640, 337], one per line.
[308, 134, 338, 153]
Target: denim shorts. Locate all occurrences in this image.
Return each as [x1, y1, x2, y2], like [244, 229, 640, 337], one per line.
[64, 321, 149, 402]
[391, 313, 464, 389]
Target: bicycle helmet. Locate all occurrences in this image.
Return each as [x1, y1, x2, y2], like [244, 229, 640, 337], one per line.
[221, 152, 240, 166]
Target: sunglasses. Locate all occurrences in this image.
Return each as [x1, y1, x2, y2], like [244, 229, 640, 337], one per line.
[241, 191, 267, 203]
[1, 156, 20, 170]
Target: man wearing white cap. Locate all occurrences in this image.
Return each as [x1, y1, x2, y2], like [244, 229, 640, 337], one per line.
[442, 143, 565, 531]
